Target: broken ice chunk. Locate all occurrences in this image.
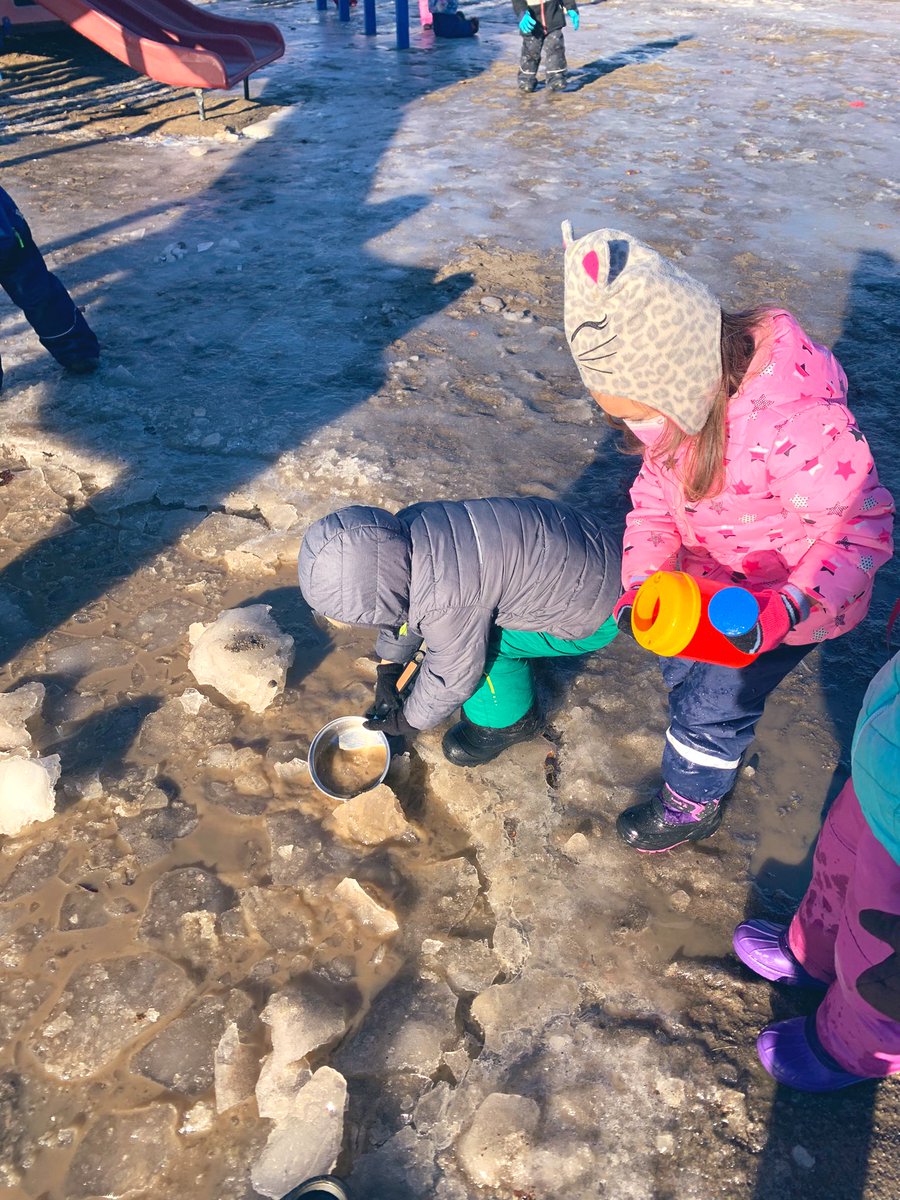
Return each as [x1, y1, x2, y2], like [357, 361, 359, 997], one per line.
[261, 981, 349, 1065]
[456, 1092, 541, 1189]
[324, 784, 414, 847]
[255, 1052, 313, 1123]
[0, 753, 60, 837]
[250, 1066, 348, 1199]
[130, 996, 227, 1095]
[65, 1106, 179, 1197]
[0, 682, 45, 751]
[188, 605, 294, 713]
[334, 878, 399, 937]
[214, 1022, 259, 1113]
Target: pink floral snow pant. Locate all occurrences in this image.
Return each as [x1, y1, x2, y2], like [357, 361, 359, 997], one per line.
[788, 779, 900, 1077]
[419, 0, 431, 24]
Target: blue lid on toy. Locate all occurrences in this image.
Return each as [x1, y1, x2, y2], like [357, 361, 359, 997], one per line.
[708, 587, 760, 637]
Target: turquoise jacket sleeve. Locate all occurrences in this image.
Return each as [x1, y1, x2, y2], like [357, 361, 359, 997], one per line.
[852, 651, 900, 864]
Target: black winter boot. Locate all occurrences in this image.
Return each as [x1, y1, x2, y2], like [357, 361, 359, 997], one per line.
[281, 1176, 351, 1200]
[63, 356, 100, 375]
[442, 707, 542, 767]
[616, 787, 723, 852]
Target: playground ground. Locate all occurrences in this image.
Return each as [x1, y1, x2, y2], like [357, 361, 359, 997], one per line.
[0, 2, 899, 1197]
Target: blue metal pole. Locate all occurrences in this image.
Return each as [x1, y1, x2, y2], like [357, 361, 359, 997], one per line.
[338, 0, 351, 21]
[395, 0, 409, 49]
[364, 0, 377, 35]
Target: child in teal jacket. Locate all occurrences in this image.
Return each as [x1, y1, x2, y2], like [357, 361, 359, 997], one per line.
[734, 647, 900, 1090]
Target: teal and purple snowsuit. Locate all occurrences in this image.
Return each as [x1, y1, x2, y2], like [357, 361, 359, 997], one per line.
[788, 651, 900, 1077]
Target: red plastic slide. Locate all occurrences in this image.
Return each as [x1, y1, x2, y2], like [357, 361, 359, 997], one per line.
[6, 0, 285, 90]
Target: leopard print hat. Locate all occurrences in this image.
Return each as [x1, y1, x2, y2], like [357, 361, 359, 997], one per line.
[562, 222, 723, 435]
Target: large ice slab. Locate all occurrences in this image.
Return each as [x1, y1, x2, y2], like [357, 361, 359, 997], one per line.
[250, 1066, 348, 1199]
[188, 605, 295, 713]
[0, 753, 60, 837]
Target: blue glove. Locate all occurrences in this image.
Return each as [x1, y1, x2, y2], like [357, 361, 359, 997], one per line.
[519, 11, 537, 33]
[567, 8, 579, 28]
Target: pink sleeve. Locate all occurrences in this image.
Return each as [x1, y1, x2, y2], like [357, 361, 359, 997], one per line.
[767, 407, 894, 622]
[621, 459, 682, 587]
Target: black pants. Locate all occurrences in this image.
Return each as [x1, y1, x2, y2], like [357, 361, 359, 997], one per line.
[0, 186, 99, 390]
[518, 28, 566, 90]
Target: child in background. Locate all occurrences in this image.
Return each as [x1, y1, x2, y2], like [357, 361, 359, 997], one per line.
[562, 222, 894, 853]
[428, 0, 479, 38]
[298, 497, 620, 764]
[0, 186, 100, 389]
[417, 0, 477, 35]
[733, 646, 900, 1091]
[512, 0, 579, 92]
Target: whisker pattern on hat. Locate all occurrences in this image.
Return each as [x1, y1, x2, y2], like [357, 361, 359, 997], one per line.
[579, 337, 618, 362]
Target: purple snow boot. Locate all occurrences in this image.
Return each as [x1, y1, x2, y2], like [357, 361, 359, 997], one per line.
[757, 1015, 871, 1092]
[733, 920, 827, 988]
[616, 786, 722, 852]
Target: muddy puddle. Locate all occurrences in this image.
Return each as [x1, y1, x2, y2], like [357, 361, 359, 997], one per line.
[0, 555, 767, 1197]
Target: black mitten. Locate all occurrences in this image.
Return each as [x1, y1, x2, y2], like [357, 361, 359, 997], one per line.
[364, 708, 417, 738]
[368, 661, 406, 720]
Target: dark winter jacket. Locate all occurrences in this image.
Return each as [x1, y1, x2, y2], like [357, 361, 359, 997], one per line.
[298, 497, 621, 730]
[511, 0, 575, 34]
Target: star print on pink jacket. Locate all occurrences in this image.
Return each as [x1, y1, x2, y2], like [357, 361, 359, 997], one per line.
[621, 310, 895, 644]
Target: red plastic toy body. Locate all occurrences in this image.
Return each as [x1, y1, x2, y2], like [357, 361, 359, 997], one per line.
[631, 571, 760, 669]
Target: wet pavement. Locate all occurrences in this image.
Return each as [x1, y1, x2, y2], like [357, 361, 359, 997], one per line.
[0, 2, 898, 1197]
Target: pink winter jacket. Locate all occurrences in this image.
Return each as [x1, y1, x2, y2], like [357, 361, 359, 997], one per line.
[621, 310, 894, 644]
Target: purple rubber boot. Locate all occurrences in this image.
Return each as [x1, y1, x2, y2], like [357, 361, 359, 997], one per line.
[733, 920, 827, 988]
[757, 1015, 871, 1092]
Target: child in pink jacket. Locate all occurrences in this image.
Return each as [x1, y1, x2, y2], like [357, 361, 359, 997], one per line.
[562, 223, 894, 852]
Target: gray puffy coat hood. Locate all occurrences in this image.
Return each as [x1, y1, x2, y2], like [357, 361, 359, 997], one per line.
[299, 497, 620, 730]
[298, 505, 411, 628]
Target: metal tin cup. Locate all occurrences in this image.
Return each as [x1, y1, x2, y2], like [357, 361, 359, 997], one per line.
[308, 715, 391, 801]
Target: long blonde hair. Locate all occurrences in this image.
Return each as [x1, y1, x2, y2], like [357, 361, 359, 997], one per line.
[611, 307, 769, 502]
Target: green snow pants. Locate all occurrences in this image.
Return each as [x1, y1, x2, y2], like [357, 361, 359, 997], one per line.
[462, 616, 619, 729]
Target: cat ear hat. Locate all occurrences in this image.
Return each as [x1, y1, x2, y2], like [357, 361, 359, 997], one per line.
[562, 221, 722, 435]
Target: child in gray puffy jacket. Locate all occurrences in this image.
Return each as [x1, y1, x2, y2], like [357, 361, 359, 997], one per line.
[298, 496, 620, 766]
